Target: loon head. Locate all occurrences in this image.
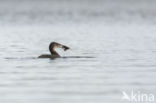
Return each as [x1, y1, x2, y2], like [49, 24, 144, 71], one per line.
[62, 45, 70, 51]
[49, 42, 69, 55]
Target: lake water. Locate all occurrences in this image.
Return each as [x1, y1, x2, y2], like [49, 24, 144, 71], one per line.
[0, 0, 156, 103]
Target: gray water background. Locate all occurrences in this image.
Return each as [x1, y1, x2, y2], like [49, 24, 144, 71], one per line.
[0, 0, 156, 103]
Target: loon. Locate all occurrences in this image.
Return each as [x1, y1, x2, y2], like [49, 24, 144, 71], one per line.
[38, 42, 69, 59]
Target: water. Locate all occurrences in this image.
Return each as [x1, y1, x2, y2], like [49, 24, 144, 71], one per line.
[0, 0, 156, 103]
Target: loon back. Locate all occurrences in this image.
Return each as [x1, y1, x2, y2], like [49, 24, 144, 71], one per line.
[38, 54, 60, 58]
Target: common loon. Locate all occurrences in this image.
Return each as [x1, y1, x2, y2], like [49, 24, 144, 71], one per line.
[38, 42, 69, 59]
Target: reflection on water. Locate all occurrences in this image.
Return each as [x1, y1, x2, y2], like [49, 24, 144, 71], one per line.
[0, 0, 156, 103]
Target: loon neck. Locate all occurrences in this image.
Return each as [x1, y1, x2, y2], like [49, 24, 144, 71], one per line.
[50, 49, 60, 56]
[49, 44, 60, 56]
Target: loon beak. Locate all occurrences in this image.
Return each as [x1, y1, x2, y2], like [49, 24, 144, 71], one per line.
[62, 45, 70, 51]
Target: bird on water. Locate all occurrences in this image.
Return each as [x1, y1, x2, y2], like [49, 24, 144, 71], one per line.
[38, 42, 69, 59]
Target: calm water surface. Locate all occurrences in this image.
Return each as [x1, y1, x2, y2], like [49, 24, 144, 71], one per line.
[0, 0, 156, 103]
